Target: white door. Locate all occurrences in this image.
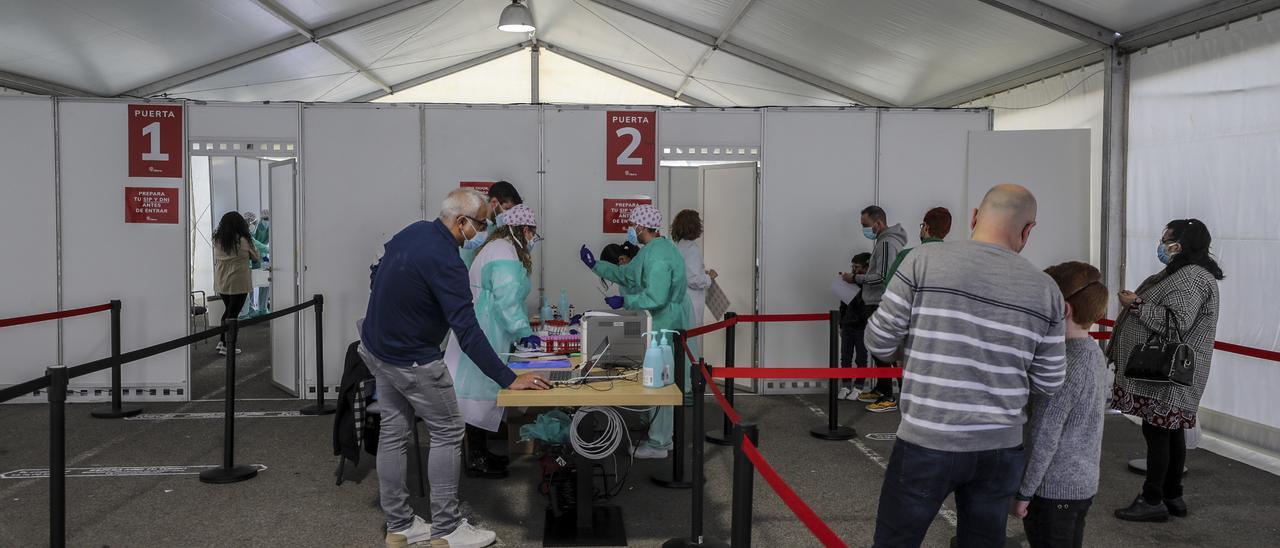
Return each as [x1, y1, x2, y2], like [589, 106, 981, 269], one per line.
[269, 159, 300, 397]
[697, 162, 758, 387]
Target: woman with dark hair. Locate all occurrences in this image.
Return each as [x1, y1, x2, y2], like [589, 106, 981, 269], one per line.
[671, 209, 717, 331]
[1109, 218, 1223, 522]
[212, 211, 261, 356]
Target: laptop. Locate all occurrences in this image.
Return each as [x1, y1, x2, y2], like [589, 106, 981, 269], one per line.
[549, 336, 610, 385]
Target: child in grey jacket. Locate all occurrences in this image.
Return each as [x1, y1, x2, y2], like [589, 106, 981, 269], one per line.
[1013, 261, 1110, 548]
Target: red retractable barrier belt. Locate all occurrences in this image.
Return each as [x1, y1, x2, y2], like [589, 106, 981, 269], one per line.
[701, 365, 741, 425]
[711, 367, 903, 379]
[1213, 341, 1280, 362]
[735, 313, 830, 323]
[687, 318, 735, 338]
[741, 438, 848, 548]
[0, 303, 112, 329]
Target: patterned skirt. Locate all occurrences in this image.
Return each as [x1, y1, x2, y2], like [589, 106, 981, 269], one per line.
[1111, 385, 1197, 429]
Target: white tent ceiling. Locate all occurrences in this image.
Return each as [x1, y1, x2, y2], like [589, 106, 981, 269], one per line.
[0, 0, 1239, 106]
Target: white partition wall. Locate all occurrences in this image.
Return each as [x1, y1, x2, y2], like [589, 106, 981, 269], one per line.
[878, 110, 989, 239]
[188, 103, 299, 144]
[659, 109, 762, 152]
[300, 105, 423, 395]
[761, 109, 877, 391]
[59, 100, 189, 398]
[542, 107, 659, 315]
[0, 97, 58, 386]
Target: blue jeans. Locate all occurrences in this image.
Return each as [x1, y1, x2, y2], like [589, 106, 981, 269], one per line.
[873, 440, 1027, 548]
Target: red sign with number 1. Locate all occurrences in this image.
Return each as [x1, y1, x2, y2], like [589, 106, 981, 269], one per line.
[606, 111, 655, 181]
[128, 104, 183, 178]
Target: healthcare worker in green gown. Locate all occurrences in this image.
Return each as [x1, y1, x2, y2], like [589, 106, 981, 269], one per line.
[240, 211, 272, 319]
[444, 203, 543, 478]
[580, 205, 689, 459]
[459, 181, 523, 269]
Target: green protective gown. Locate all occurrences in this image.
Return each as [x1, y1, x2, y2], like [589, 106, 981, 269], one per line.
[253, 220, 270, 246]
[592, 236, 689, 450]
[453, 259, 533, 430]
[248, 236, 269, 270]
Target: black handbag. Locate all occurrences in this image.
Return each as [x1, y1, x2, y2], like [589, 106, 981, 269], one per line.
[1124, 307, 1195, 386]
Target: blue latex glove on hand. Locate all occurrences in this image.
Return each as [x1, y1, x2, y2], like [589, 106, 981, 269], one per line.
[605, 296, 625, 310]
[518, 335, 542, 349]
[580, 245, 597, 269]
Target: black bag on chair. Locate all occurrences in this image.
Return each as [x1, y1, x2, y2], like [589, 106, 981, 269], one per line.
[1124, 307, 1195, 387]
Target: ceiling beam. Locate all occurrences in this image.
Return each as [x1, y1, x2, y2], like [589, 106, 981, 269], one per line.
[121, 0, 434, 97]
[673, 0, 754, 99]
[1118, 0, 1280, 51]
[589, 0, 894, 106]
[916, 45, 1105, 107]
[250, 0, 392, 93]
[348, 42, 532, 103]
[0, 69, 96, 97]
[974, 0, 1117, 46]
[538, 41, 713, 107]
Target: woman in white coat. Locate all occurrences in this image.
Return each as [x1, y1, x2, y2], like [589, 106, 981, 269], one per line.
[443, 204, 542, 479]
[671, 210, 717, 351]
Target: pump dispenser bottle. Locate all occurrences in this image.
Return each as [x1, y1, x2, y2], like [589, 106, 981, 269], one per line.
[641, 332, 664, 388]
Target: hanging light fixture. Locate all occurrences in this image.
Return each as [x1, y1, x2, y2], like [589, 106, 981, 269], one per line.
[498, 0, 535, 33]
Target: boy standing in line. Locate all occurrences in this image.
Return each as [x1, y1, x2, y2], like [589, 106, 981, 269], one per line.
[838, 253, 872, 399]
[1013, 261, 1111, 548]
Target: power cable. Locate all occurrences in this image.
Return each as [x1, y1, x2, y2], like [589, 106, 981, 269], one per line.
[979, 69, 1103, 110]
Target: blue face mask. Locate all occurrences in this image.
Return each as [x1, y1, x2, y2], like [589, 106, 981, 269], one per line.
[1157, 241, 1172, 265]
[862, 227, 877, 240]
[492, 208, 506, 229]
[462, 220, 487, 250]
[626, 226, 639, 246]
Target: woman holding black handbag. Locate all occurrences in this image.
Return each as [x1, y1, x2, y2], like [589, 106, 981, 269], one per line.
[1108, 219, 1223, 523]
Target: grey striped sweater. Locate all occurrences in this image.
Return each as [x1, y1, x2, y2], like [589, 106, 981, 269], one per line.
[865, 240, 1067, 452]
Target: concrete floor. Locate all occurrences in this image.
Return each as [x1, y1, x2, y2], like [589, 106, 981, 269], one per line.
[1, 390, 1278, 547]
[189, 322, 294, 400]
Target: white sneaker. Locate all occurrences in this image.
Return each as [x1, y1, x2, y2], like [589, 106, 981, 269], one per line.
[837, 387, 852, 400]
[633, 445, 669, 460]
[385, 515, 432, 548]
[216, 343, 242, 356]
[439, 519, 496, 548]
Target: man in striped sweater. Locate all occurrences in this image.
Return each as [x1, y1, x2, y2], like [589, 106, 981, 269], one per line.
[866, 184, 1067, 548]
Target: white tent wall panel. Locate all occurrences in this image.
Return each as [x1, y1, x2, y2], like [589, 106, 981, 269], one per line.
[877, 110, 990, 243]
[188, 104, 299, 143]
[961, 66, 1105, 266]
[658, 109, 761, 149]
[58, 101, 188, 397]
[0, 97, 58, 385]
[1127, 15, 1280, 443]
[543, 107, 659, 316]
[760, 109, 877, 391]
[300, 105, 424, 392]
[423, 106, 542, 308]
[236, 157, 263, 216]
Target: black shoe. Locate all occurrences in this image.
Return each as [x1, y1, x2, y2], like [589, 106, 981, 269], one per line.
[486, 451, 511, 468]
[464, 452, 509, 479]
[1164, 497, 1188, 517]
[1114, 495, 1169, 522]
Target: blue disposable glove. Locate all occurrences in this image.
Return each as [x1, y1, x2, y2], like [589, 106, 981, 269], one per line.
[605, 295, 625, 310]
[580, 245, 597, 269]
[569, 314, 583, 326]
[518, 335, 542, 349]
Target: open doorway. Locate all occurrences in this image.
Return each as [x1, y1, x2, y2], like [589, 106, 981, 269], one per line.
[189, 154, 299, 400]
[659, 161, 759, 391]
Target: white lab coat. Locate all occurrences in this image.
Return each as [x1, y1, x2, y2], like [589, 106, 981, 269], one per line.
[676, 239, 712, 328]
[443, 239, 520, 431]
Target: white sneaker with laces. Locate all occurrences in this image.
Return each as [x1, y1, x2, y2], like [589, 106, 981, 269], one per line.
[837, 387, 852, 400]
[439, 519, 497, 548]
[385, 515, 432, 548]
[633, 445, 669, 460]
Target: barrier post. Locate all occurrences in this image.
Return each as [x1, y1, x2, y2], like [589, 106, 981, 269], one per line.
[652, 329, 692, 489]
[92, 300, 142, 419]
[200, 319, 258, 484]
[300, 295, 335, 416]
[730, 422, 759, 548]
[811, 310, 856, 440]
[706, 312, 736, 446]
[48, 365, 68, 548]
[664, 360, 728, 548]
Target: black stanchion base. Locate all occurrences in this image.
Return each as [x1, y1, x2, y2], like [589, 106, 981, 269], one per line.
[299, 402, 337, 416]
[705, 431, 733, 446]
[663, 536, 730, 548]
[543, 506, 627, 547]
[650, 475, 694, 489]
[90, 406, 142, 419]
[1128, 458, 1188, 476]
[198, 465, 259, 484]
[810, 425, 858, 441]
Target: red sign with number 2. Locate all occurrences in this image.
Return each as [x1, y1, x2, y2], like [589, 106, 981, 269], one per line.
[606, 111, 655, 181]
[128, 104, 183, 178]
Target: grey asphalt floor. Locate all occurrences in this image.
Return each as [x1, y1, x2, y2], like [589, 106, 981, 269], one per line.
[1, 388, 1278, 547]
[189, 322, 293, 400]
